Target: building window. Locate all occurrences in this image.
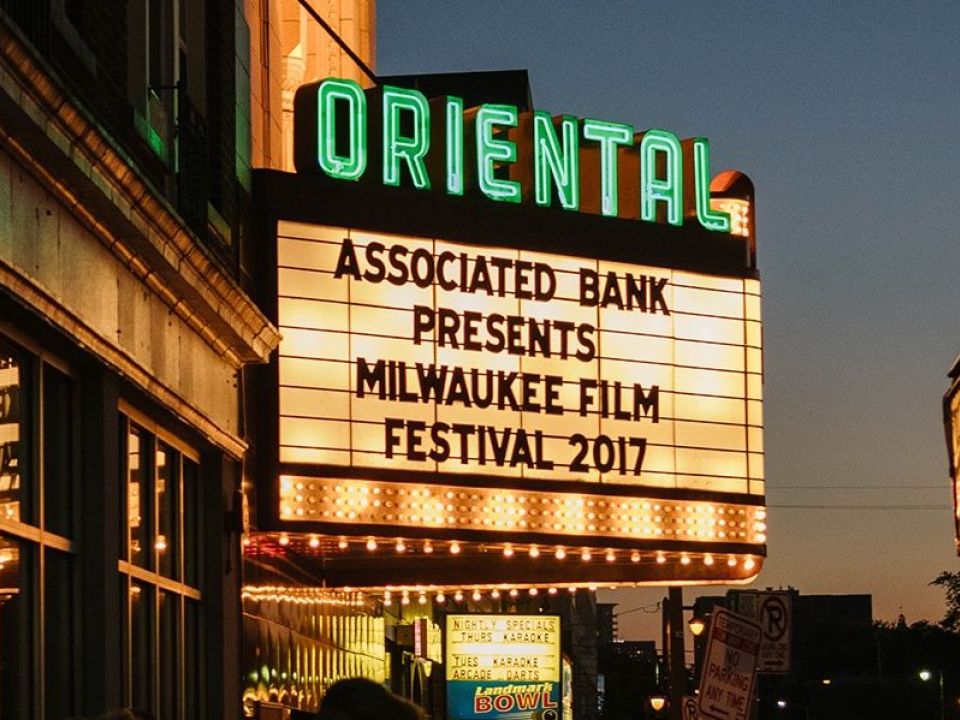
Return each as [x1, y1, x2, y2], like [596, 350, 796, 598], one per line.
[0, 335, 79, 720]
[119, 414, 203, 720]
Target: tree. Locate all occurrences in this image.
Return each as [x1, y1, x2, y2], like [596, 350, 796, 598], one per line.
[931, 571, 960, 632]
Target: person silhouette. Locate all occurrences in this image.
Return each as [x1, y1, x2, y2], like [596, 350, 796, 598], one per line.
[314, 678, 424, 720]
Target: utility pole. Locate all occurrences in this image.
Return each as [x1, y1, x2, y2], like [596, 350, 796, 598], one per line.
[662, 586, 686, 720]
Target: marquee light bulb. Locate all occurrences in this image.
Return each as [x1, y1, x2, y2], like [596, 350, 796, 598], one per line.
[450, 541, 461, 555]
[728, 556, 737, 567]
[568, 587, 577, 594]
[529, 546, 540, 558]
[278, 534, 290, 547]
[338, 537, 348, 549]
[366, 538, 377, 551]
[436, 592, 445, 604]
[631, 551, 641, 563]
[472, 590, 482, 601]
[509, 588, 519, 598]
[395, 540, 406, 553]
[154, 535, 167, 551]
[548, 588, 558, 595]
[555, 547, 567, 560]
[680, 554, 691, 566]
[605, 549, 616, 563]
[581, 549, 592, 562]
[423, 541, 433, 554]
[308, 535, 320, 549]
[503, 544, 514, 557]
[454, 590, 464, 602]
[401, 595, 410, 606]
[656, 553, 666, 564]
[704, 554, 714, 566]
[418, 593, 427, 604]
[491, 589, 501, 599]
[241, 535, 252, 547]
[744, 557, 756, 571]
[529, 588, 538, 596]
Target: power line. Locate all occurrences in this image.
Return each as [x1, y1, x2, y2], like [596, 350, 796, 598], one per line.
[767, 504, 948, 510]
[613, 602, 662, 617]
[771, 485, 946, 490]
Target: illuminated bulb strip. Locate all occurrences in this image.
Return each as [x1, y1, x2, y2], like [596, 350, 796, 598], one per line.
[279, 474, 766, 546]
[710, 198, 750, 238]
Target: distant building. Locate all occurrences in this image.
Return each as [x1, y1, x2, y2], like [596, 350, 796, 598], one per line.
[944, 356, 960, 555]
[688, 589, 959, 720]
[597, 602, 619, 645]
[597, 638, 659, 720]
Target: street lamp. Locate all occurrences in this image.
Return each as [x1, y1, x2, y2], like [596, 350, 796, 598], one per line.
[918, 668, 944, 720]
[688, 616, 706, 637]
[649, 695, 667, 714]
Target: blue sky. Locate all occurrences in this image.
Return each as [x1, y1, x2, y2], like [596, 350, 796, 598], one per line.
[377, 0, 960, 637]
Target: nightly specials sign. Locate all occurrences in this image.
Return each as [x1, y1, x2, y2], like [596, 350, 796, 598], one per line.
[446, 614, 561, 720]
[276, 221, 763, 497]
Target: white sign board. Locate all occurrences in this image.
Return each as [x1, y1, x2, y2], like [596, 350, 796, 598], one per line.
[277, 222, 763, 491]
[682, 695, 701, 720]
[734, 591, 792, 673]
[698, 608, 761, 720]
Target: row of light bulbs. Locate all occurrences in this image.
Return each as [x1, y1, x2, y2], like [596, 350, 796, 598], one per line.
[383, 586, 567, 607]
[257, 534, 758, 572]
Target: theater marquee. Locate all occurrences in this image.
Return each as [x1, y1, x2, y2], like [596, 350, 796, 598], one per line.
[254, 75, 766, 588]
[274, 221, 763, 547]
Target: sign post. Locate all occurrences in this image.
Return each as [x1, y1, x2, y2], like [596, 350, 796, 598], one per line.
[697, 608, 761, 720]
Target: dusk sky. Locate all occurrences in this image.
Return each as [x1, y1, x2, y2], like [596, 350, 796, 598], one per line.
[377, 1, 960, 639]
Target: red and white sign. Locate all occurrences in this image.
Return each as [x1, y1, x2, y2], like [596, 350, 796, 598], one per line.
[698, 608, 761, 720]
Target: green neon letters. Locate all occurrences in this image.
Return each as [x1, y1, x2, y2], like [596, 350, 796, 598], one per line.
[693, 138, 731, 232]
[476, 105, 521, 204]
[640, 129, 683, 227]
[582, 118, 633, 217]
[382, 86, 431, 189]
[445, 97, 464, 196]
[533, 113, 579, 210]
[316, 78, 366, 181]
[307, 78, 739, 233]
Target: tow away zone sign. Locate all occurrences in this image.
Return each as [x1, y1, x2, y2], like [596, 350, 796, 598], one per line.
[698, 608, 761, 720]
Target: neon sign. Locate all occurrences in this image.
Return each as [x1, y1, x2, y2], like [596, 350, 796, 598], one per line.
[295, 78, 732, 233]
